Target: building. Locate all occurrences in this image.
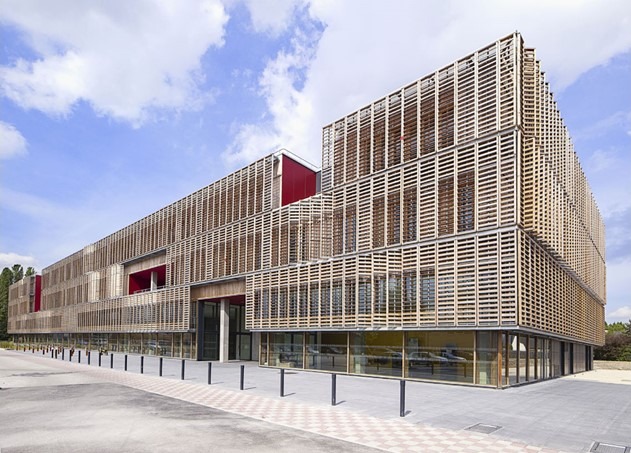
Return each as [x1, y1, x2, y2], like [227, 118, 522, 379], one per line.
[9, 33, 605, 387]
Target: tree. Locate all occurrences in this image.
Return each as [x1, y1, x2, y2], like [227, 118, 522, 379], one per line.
[606, 322, 627, 333]
[0, 264, 34, 341]
[0, 268, 13, 340]
[594, 321, 631, 361]
[11, 264, 24, 282]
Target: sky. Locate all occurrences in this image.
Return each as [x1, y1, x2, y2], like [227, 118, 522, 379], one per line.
[0, 0, 630, 322]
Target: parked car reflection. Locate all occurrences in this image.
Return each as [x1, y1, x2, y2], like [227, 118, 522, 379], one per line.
[440, 351, 467, 363]
[408, 351, 448, 367]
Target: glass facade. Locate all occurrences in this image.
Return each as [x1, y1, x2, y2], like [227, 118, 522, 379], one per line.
[256, 330, 593, 387]
[306, 332, 348, 372]
[14, 329, 593, 387]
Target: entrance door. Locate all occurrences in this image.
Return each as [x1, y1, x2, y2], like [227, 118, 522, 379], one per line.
[202, 302, 219, 361]
[228, 304, 251, 360]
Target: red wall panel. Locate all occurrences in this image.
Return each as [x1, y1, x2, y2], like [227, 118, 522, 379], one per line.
[34, 275, 42, 312]
[128, 265, 166, 295]
[281, 155, 317, 206]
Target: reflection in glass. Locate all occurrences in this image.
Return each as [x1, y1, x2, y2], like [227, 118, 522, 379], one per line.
[119, 333, 129, 353]
[550, 340, 561, 377]
[158, 333, 172, 356]
[182, 333, 192, 359]
[108, 334, 118, 352]
[406, 331, 474, 383]
[173, 333, 182, 358]
[259, 333, 268, 365]
[507, 333, 518, 385]
[306, 332, 347, 372]
[269, 332, 303, 368]
[350, 331, 402, 377]
[476, 331, 497, 386]
[528, 336, 536, 381]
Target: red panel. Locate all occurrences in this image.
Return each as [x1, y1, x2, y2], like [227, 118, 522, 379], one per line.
[281, 155, 317, 206]
[34, 275, 42, 312]
[128, 265, 166, 295]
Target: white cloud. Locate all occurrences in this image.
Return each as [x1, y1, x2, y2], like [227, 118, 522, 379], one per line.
[0, 0, 229, 125]
[576, 111, 631, 142]
[0, 252, 38, 270]
[242, 0, 304, 36]
[0, 121, 27, 159]
[223, 25, 319, 165]
[608, 306, 631, 321]
[226, 0, 631, 167]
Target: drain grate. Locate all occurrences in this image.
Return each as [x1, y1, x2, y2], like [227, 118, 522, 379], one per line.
[591, 442, 631, 453]
[464, 423, 502, 434]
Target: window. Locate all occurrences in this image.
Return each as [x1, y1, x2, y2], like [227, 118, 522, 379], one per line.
[458, 170, 475, 232]
[438, 176, 454, 235]
[420, 268, 435, 311]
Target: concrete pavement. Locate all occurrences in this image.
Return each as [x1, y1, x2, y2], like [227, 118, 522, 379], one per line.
[2, 348, 631, 452]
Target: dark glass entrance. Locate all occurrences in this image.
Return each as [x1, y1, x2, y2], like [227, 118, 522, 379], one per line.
[197, 298, 251, 361]
[201, 302, 219, 361]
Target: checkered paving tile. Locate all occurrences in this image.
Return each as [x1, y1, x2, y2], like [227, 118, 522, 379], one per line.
[17, 354, 568, 453]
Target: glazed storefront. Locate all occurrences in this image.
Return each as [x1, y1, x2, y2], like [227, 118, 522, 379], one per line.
[259, 330, 593, 388]
[14, 332, 197, 359]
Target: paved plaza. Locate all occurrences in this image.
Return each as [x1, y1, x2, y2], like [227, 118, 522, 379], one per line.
[1, 348, 630, 452]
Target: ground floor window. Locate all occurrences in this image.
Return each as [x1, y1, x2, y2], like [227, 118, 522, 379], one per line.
[13, 332, 196, 359]
[257, 330, 592, 387]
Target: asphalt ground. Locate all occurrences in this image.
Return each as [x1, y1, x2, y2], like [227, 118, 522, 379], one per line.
[0, 352, 376, 453]
[2, 348, 631, 452]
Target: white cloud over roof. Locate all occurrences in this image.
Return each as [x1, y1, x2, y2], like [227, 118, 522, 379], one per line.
[226, 0, 631, 166]
[0, 252, 37, 270]
[0, 0, 229, 125]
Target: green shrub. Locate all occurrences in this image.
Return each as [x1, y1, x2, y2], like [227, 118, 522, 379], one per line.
[0, 340, 16, 349]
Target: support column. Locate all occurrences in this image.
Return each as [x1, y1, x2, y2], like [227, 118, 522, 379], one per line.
[150, 271, 158, 291]
[219, 298, 230, 362]
[196, 301, 203, 360]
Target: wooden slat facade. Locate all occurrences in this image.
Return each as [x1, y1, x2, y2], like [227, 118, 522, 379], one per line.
[9, 33, 605, 348]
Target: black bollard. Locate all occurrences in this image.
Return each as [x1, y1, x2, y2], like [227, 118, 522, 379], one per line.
[78, 350, 81, 363]
[207, 362, 212, 385]
[98, 352, 102, 367]
[55, 350, 58, 359]
[110, 353, 114, 369]
[280, 368, 285, 397]
[399, 380, 406, 417]
[240, 365, 245, 390]
[124, 354, 128, 371]
[159, 357, 163, 377]
[61, 349, 65, 360]
[88, 351, 91, 365]
[181, 359, 185, 380]
[141, 356, 144, 374]
[51, 349, 54, 358]
[331, 373, 337, 406]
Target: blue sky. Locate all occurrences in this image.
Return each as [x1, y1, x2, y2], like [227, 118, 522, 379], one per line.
[1, 0, 630, 322]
